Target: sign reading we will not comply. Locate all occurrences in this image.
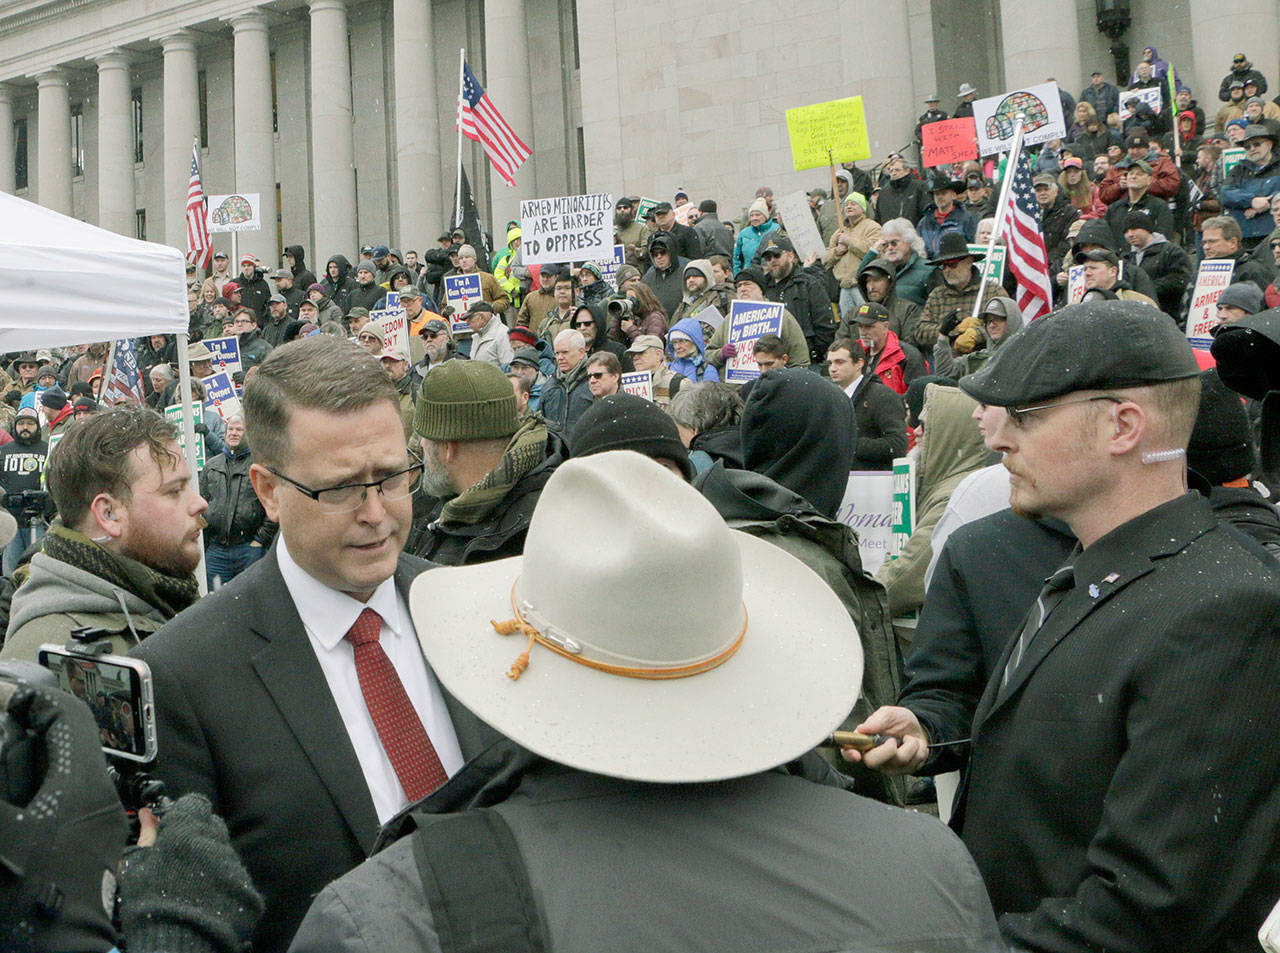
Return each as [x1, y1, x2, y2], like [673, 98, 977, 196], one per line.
[520, 192, 614, 265]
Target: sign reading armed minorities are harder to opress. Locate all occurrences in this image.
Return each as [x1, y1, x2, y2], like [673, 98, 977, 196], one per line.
[520, 192, 614, 265]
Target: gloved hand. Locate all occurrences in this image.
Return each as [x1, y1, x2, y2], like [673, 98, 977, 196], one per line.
[192, 422, 209, 436]
[720, 343, 737, 361]
[952, 316, 984, 354]
[0, 679, 128, 953]
[938, 308, 963, 338]
[119, 794, 263, 953]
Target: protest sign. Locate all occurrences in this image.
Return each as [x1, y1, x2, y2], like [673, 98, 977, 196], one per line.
[891, 456, 915, 563]
[444, 273, 482, 313]
[206, 193, 262, 232]
[634, 197, 657, 222]
[620, 370, 653, 401]
[520, 192, 614, 265]
[724, 300, 785, 383]
[775, 191, 827, 263]
[201, 336, 242, 376]
[1119, 86, 1163, 117]
[922, 117, 979, 166]
[1222, 147, 1246, 178]
[384, 290, 400, 311]
[589, 244, 626, 286]
[785, 96, 871, 171]
[835, 471, 896, 574]
[674, 203, 696, 226]
[370, 307, 408, 355]
[200, 371, 242, 422]
[1067, 264, 1086, 304]
[970, 244, 1007, 286]
[164, 403, 207, 470]
[973, 81, 1067, 155]
[1185, 259, 1235, 349]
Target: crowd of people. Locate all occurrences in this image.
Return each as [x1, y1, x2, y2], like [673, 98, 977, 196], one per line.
[5, 45, 1280, 953]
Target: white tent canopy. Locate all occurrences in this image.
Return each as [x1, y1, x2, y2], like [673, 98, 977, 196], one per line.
[0, 190, 188, 352]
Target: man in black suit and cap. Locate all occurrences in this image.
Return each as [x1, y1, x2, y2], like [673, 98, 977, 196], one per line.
[849, 300, 1280, 953]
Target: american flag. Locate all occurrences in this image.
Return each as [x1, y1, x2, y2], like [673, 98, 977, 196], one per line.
[999, 146, 1053, 320]
[456, 60, 530, 188]
[101, 338, 147, 406]
[186, 142, 212, 269]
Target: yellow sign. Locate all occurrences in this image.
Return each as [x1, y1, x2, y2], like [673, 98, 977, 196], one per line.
[785, 96, 871, 171]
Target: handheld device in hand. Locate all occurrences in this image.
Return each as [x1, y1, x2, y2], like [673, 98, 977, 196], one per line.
[36, 644, 157, 763]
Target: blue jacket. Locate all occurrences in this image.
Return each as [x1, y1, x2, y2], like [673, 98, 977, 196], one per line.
[666, 316, 720, 382]
[733, 220, 780, 273]
[916, 205, 977, 260]
[1220, 155, 1280, 241]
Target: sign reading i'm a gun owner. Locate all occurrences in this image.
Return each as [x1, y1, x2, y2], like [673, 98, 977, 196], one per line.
[520, 192, 614, 265]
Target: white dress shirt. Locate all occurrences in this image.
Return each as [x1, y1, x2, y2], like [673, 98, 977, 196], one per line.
[277, 536, 464, 824]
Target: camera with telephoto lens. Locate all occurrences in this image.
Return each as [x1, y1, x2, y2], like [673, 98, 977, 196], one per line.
[607, 296, 635, 319]
[5, 489, 48, 519]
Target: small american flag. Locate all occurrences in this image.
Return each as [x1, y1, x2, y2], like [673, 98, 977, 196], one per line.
[186, 142, 212, 269]
[999, 146, 1054, 320]
[101, 338, 147, 406]
[456, 60, 530, 188]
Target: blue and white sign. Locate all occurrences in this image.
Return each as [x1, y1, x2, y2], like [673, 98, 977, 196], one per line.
[200, 371, 242, 422]
[443, 273, 483, 323]
[589, 244, 626, 286]
[201, 336, 242, 376]
[724, 300, 785, 383]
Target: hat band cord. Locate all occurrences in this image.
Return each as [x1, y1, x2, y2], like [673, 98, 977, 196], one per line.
[491, 580, 746, 682]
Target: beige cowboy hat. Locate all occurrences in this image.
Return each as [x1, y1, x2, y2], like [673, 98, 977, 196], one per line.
[409, 451, 862, 783]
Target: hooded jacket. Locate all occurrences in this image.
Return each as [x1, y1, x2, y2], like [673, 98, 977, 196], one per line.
[740, 367, 856, 519]
[732, 218, 780, 273]
[1221, 152, 1280, 241]
[234, 266, 273, 319]
[666, 316, 719, 382]
[322, 255, 358, 315]
[855, 256, 925, 347]
[876, 384, 991, 618]
[641, 231, 691, 316]
[348, 267, 386, 313]
[875, 174, 930, 225]
[858, 247, 933, 307]
[1125, 234, 1194, 316]
[931, 297, 1025, 380]
[1220, 60, 1269, 102]
[669, 260, 721, 325]
[285, 245, 317, 290]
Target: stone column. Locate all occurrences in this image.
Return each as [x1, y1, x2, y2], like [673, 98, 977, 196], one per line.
[391, 0, 440, 248]
[94, 51, 135, 236]
[0, 85, 15, 194]
[36, 69, 72, 215]
[1190, 0, 1278, 116]
[310, 0, 357, 260]
[483, 0, 536, 229]
[999, 0, 1082, 100]
[160, 32, 200, 251]
[841, 2, 914, 158]
[230, 9, 276, 264]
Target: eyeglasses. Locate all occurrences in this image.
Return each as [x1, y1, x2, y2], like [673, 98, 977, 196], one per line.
[267, 450, 424, 513]
[1005, 395, 1124, 426]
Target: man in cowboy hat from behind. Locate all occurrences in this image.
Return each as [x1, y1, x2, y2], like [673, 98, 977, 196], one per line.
[290, 451, 1002, 953]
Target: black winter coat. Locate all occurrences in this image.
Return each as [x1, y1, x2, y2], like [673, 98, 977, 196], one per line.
[850, 374, 907, 471]
[875, 175, 929, 226]
[200, 448, 270, 546]
[765, 267, 836, 362]
[1125, 238, 1193, 318]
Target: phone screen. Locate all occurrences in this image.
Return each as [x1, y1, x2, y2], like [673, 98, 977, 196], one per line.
[37, 650, 153, 760]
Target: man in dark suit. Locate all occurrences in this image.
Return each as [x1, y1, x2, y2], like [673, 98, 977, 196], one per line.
[848, 301, 1280, 953]
[134, 336, 501, 953]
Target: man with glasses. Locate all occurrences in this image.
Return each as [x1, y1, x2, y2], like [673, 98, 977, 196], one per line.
[1220, 124, 1280, 249]
[134, 337, 501, 953]
[408, 359, 564, 564]
[849, 301, 1280, 953]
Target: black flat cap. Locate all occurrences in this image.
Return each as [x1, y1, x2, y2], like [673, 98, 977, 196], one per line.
[959, 301, 1199, 407]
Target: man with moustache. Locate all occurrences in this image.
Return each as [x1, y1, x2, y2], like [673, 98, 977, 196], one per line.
[2, 405, 208, 660]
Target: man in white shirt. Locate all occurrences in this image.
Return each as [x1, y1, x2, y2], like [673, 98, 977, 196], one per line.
[134, 335, 501, 953]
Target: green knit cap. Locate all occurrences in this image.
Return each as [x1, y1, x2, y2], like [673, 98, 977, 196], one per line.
[415, 360, 518, 441]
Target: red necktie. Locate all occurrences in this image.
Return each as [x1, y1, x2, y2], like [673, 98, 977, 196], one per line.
[345, 608, 448, 801]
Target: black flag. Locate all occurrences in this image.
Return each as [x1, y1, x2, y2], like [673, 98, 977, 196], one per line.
[450, 166, 493, 265]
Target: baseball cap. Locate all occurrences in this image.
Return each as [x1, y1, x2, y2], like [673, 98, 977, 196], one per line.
[853, 302, 890, 325]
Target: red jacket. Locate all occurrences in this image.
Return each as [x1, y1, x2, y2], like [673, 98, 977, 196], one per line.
[1098, 154, 1181, 204]
[871, 331, 909, 396]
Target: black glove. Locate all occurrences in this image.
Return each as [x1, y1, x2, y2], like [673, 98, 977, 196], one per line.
[0, 680, 128, 953]
[118, 794, 263, 953]
[938, 308, 963, 338]
[192, 422, 209, 436]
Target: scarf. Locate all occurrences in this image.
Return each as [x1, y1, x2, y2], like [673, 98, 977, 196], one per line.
[438, 418, 550, 526]
[42, 521, 200, 620]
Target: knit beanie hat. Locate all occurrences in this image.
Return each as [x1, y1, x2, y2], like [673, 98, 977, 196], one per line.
[41, 386, 67, 410]
[614, 264, 641, 286]
[415, 359, 518, 441]
[508, 326, 538, 348]
[1216, 281, 1263, 315]
[567, 393, 694, 480]
[1189, 368, 1256, 484]
[844, 191, 869, 212]
[748, 197, 770, 218]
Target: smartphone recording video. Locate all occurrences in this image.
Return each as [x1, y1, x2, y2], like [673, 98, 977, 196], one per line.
[36, 646, 157, 763]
